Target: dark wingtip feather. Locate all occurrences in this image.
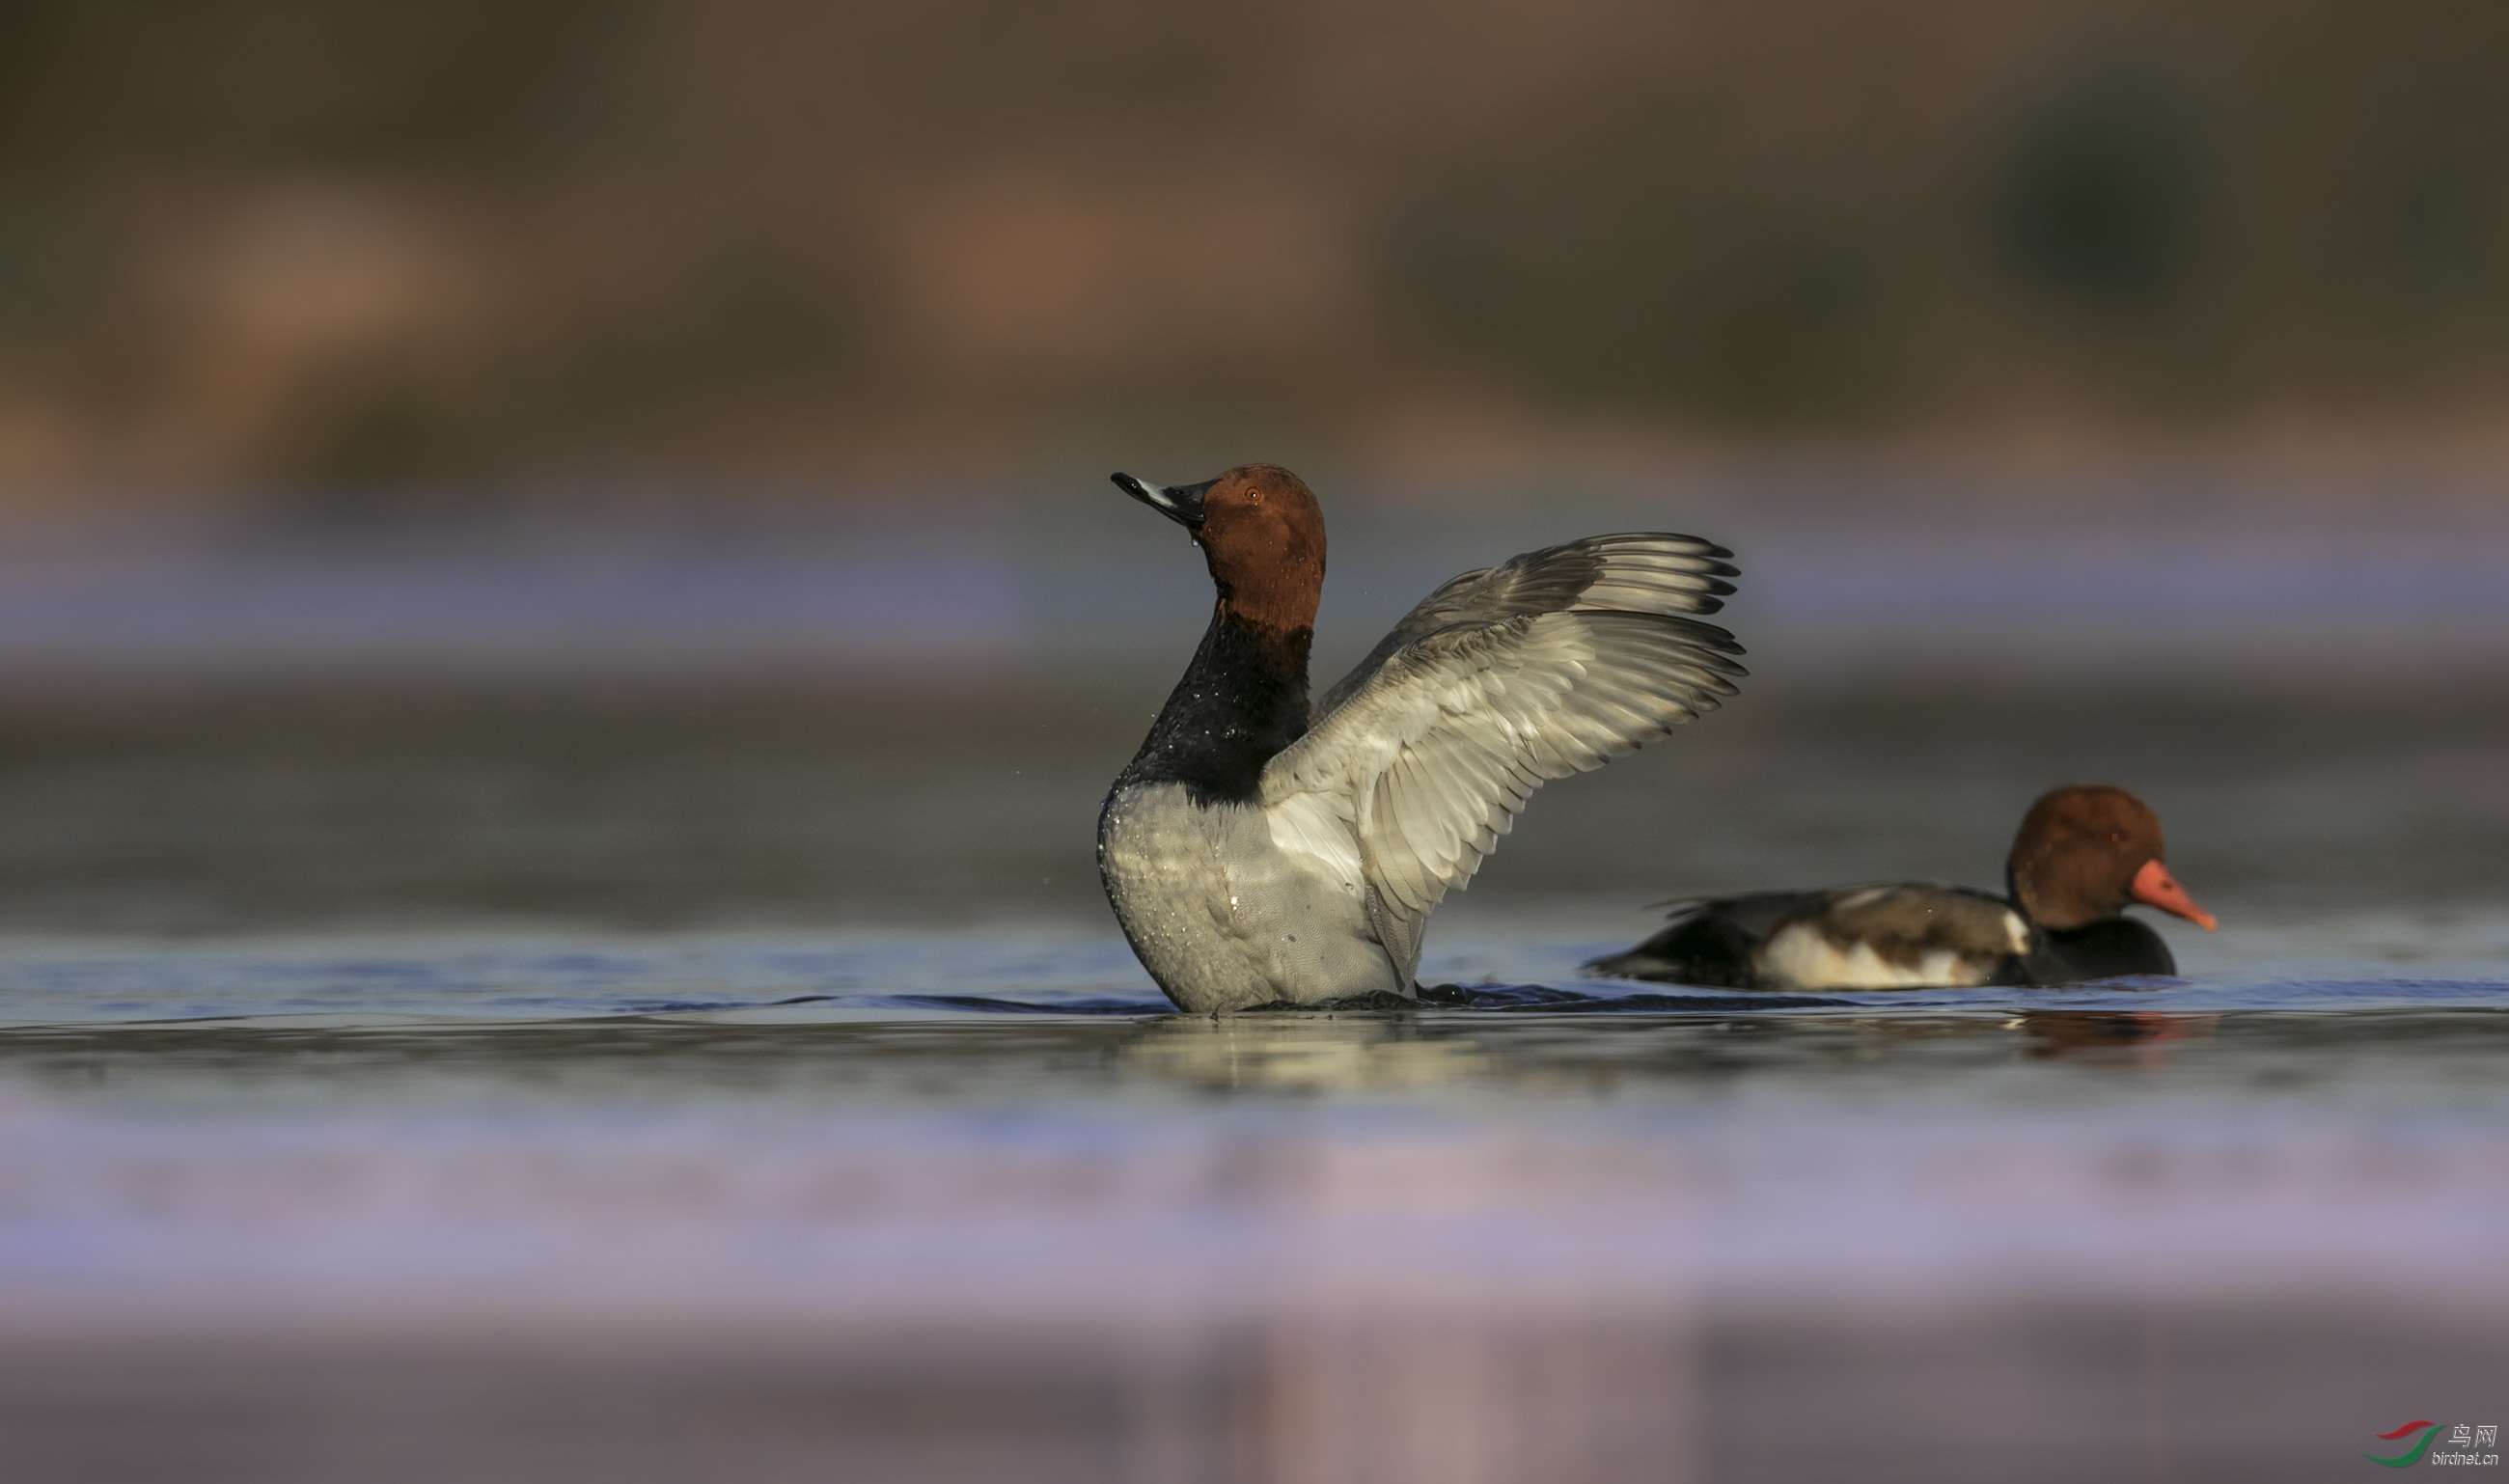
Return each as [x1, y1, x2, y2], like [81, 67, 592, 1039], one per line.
[1654, 615, 1745, 655]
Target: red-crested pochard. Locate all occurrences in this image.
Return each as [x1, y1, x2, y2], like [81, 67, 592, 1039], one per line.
[1585, 784, 2216, 990]
[1098, 463, 1746, 1013]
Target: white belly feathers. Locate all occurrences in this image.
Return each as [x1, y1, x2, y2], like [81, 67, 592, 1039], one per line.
[1098, 782, 1399, 1013]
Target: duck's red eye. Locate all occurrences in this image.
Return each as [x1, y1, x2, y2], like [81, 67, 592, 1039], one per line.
[1248, 490, 1264, 504]
[2108, 831, 2121, 845]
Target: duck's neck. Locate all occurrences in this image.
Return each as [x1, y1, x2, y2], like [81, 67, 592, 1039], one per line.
[1118, 604, 1311, 804]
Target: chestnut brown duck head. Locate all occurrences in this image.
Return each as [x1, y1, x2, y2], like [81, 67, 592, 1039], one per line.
[2005, 785, 2215, 933]
[1113, 463, 1326, 644]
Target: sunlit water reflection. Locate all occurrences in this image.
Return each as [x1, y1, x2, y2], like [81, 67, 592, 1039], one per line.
[1, 921, 2504, 1480]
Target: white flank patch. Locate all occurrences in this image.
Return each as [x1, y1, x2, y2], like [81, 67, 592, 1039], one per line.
[1757, 923, 1988, 990]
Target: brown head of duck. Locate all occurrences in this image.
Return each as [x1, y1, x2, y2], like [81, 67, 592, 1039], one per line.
[1111, 462, 1326, 670]
[2005, 784, 2216, 932]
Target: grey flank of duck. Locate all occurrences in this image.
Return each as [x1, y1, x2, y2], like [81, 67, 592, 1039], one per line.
[1097, 463, 1746, 1013]
[1586, 784, 2217, 990]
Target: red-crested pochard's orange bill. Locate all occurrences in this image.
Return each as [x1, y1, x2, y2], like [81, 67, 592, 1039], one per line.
[2131, 858, 2217, 931]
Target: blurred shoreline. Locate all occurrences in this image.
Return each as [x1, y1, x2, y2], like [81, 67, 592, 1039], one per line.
[0, 471, 2500, 684]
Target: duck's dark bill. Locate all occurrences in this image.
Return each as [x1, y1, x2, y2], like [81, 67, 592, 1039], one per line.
[1111, 473, 1213, 528]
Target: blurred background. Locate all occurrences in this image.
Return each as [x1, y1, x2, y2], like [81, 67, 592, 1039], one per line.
[3, 0, 2508, 499]
[0, 0, 2501, 937]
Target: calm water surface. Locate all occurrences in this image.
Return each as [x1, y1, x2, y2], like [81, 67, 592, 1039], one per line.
[1, 646, 2505, 1480]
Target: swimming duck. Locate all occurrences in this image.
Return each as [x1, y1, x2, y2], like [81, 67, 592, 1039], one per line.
[1584, 784, 2215, 989]
[1098, 463, 1745, 1013]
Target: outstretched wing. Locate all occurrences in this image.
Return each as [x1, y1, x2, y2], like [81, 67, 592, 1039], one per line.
[1315, 533, 1738, 717]
[1262, 535, 1745, 975]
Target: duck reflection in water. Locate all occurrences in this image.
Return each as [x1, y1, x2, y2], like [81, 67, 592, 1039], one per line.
[1118, 1011, 1493, 1093]
[2018, 1010, 2220, 1066]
